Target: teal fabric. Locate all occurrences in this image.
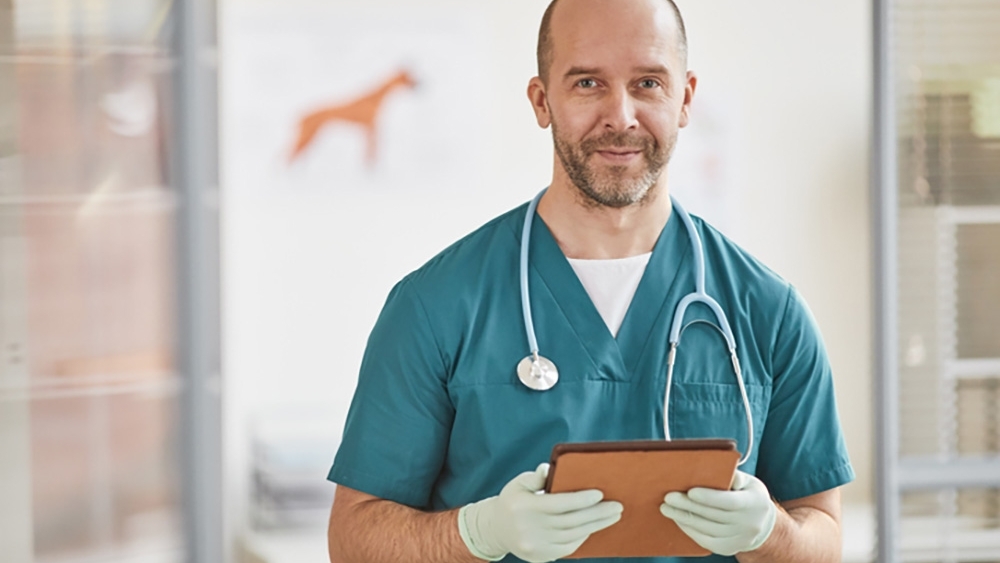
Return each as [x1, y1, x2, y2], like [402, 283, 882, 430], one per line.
[328, 200, 854, 563]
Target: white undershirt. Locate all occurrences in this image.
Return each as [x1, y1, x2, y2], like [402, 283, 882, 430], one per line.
[566, 252, 652, 338]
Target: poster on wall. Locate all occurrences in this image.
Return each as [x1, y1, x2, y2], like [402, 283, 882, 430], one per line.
[224, 3, 490, 195]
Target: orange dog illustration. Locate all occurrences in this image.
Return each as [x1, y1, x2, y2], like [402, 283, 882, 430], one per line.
[289, 69, 417, 165]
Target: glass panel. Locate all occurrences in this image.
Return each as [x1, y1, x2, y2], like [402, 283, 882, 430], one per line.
[956, 378, 1000, 456]
[18, 199, 181, 563]
[884, 1, 1000, 561]
[30, 391, 183, 562]
[14, 53, 172, 199]
[0, 1, 12, 55]
[0, 0, 192, 561]
[894, 1, 1000, 461]
[14, 0, 172, 53]
[23, 204, 176, 378]
[917, 93, 1000, 207]
[956, 224, 1000, 359]
[895, 0, 1000, 209]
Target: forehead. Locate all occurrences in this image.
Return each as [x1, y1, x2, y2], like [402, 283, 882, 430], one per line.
[548, 0, 682, 72]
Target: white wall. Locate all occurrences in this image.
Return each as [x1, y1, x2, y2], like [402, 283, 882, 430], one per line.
[220, 0, 874, 540]
[678, 1, 874, 504]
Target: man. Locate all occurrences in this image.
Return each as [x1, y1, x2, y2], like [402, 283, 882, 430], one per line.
[327, 1, 854, 562]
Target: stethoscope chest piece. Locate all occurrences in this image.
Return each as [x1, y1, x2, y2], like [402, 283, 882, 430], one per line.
[516, 354, 559, 391]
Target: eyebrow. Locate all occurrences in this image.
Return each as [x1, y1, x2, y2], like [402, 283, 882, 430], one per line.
[562, 65, 673, 79]
[563, 66, 601, 78]
[635, 65, 671, 76]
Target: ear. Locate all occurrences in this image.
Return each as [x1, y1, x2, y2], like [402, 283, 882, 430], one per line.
[527, 76, 552, 129]
[678, 70, 698, 129]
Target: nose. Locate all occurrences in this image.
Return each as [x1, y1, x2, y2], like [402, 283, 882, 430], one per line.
[601, 87, 639, 132]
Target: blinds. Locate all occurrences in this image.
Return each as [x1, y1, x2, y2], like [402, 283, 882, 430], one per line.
[884, 0, 1000, 561]
[896, 3, 1000, 207]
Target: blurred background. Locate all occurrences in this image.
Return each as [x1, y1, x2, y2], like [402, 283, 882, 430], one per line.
[0, 0, 997, 562]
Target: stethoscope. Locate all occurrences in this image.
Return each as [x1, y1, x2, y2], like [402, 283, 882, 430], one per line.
[516, 188, 754, 465]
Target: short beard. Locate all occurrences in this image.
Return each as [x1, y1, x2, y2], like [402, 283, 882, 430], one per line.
[553, 124, 674, 209]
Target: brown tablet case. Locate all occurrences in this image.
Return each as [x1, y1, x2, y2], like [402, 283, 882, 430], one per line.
[544, 439, 740, 559]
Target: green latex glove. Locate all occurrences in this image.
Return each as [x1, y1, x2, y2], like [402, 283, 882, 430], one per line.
[659, 470, 777, 556]
[459, 463, 624, 563]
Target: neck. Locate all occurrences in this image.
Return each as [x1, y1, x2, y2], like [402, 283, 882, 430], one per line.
[537, 167, 672, 260]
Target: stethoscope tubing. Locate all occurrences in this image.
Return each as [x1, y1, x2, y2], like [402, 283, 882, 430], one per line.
[519, 188, 753, 465]
[520, 190, 545, 358]
[666, 198, 753, 464]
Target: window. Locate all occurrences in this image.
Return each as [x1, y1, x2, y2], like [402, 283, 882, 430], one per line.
[875, 1, 1000, 561]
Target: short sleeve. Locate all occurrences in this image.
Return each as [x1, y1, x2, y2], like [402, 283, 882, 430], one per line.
[328, 278, 454, 508]
[754, 286, 855, 501]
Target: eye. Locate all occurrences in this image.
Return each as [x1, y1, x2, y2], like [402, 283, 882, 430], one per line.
[639, 79, 661, 89]
[576, 78, 598, 89]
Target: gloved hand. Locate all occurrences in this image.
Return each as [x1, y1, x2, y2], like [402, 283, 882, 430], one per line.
[459, 463, 623, 563]
[659, 470, 777, 556]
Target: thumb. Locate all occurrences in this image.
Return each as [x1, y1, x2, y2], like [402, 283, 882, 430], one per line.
[730, 470, 752, 491]
[536, 462, 551, 480]
[506, 463, 550, 494]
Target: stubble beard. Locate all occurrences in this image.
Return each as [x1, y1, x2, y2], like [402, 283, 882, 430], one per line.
[552, 123, 675, 209]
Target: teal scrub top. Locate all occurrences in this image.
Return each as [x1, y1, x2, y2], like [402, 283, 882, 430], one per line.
[329, 200, 855, 563]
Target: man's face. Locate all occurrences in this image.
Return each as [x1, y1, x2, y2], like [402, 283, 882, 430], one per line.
[531, 0, 695, 208]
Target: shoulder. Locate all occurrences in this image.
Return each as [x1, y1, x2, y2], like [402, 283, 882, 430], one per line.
[379, 203, 526, 335]
[690, 214, 792, 310]
[399, 203, 526, 295]
[688, 214, 832, 383]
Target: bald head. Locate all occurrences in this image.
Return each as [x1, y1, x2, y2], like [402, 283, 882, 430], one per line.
[536, 0, 688, 84]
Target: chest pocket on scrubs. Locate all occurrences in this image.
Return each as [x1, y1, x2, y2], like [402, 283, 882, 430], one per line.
[666, 322, 770, 467]
[668, 382, 769, 466]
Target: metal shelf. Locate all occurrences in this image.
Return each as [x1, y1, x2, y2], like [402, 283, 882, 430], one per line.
[936, 204, 1000, 225]
[0, 187, 176, 208]
[899, 457, 1000, 490]
[945, 358, 1000, 379]
[0, 372, 180, 402]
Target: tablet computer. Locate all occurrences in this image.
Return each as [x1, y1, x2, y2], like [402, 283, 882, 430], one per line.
[544, 439, 740, 558]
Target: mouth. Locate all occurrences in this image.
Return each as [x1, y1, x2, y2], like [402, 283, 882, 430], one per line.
[594, 148, 642, 163]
